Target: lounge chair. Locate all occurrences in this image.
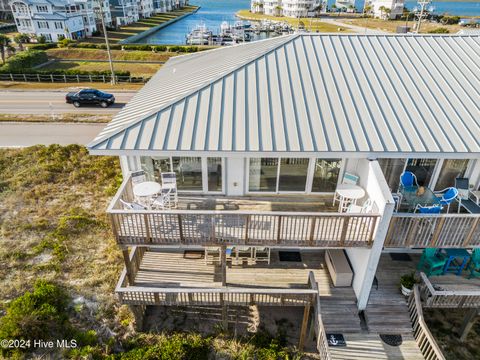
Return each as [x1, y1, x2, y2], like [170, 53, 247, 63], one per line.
[417, 248, 447, 276]
[253, 247, 271, 264]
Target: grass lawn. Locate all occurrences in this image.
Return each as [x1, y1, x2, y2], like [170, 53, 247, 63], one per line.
[340, 18, 463, 33]
[46, 48, 176, 62]
[87, 6, 198, 44]
[0, 113, 112, 123]
[40, 60, 161, 77]
[236, 9, 350, 32]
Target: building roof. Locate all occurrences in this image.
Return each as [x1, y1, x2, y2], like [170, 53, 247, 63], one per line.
[88, 34, 480, 158]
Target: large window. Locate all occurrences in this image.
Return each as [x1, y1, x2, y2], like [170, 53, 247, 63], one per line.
[278, 158, 309, 192]
[378, 158, 407, 192]
[435, 159, 469, 191]
[249, 158, 278, 192]
[312, 159, 341, 192]
[405, 159, 437, 187]
[140, 157, 170, 182]
[207, 157, 222, 192]
[172, 157, 202, 191]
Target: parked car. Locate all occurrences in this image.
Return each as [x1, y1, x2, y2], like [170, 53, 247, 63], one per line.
[66, 89, 115, 108]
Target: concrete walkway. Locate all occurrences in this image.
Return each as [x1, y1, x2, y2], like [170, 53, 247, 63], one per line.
[321, 18, 387, 34]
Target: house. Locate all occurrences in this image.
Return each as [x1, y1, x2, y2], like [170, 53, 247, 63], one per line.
[138, 0, 153, 18]
[88, 34, 480, 355]
[335, 0, 355, 12]
[109, 0, 138, 26]
[10, 0, 87, 42]
[0, 0, 13, 20]
[368, 0, 404, 19]
[251, 0, 323, 18]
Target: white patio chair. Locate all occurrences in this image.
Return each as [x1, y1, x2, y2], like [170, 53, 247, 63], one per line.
[131, 170, 147, 185]
[151, 192, 171, 210]
[391, 192, 403, 212]
[161, 172, 178, 207]
[253, 247, 271, 264]
[333, 172, 359, 207]
[204, 247, 221, 265]
[119, 198, 147, 210]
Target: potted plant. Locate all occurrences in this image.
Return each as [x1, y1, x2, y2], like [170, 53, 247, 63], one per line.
[400, 272, 417, 296]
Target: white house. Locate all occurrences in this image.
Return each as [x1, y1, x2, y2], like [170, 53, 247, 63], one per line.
[368, 0, 404, 19]
[87, 34, 480, 354]
[109, 0, 138, 26]
[251, 0, 323, 18]
[10, 0, 86, 42]
[138, 0, 152, 18]
[335, 0, 355, 12]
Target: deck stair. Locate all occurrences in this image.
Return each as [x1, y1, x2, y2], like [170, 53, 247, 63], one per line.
[320, 297, 363, 333]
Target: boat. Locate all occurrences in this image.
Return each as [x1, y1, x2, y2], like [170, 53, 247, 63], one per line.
[185, 23, 213, 45]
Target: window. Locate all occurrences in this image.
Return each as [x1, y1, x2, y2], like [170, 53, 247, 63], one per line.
[207, 157, 222, 192]
[42, 33, 52, 41]
[435, 159, 469, 191]
[312, 159, 341, 192]
[54, 21, 63, 29]
[405, 159, 437, 187]
[36, 5, 48, 12]
[37, 21, 49, 29]
[378, 158, 407, 191]
[278, 158, 309, 192]
[172, 157, 202, 191]
[249, 158, 278, 192]
[140, 157, 170, 182]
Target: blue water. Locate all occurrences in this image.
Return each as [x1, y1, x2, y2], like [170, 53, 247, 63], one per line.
[139, 0, 480, 45]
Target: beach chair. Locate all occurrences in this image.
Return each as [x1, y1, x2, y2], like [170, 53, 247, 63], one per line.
[467, 248, 480, 278]
[417, 248, 447, 277]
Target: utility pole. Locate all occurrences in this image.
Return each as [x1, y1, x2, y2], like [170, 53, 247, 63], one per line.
[414, 0, 431, 34]
[96, 0, 116, 84]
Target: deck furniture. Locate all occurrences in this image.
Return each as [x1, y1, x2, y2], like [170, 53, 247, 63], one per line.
[253, 247, 271, 264]
[442, 248, 470, 276]
[151, 192, 172, 210]
[467, 249, 480, 278]
[434, 187, 459, 213]
[161, 172, 178, 207]
[400, 186, 441, 212]
[119, 199, 147, 211]
[399, 171, 418, 189]
[131, 170, 147, 185]
[391, 192, 403, 212]
[414, 204, 443, 214]
[204, 247, 221, 265]
[334, 184, 365, 213]
[455, 178, 480, 214]
[417, 248, 447, 276]
[234, 246, 254, 265]
[333, 172, 360, 211]
[325, 249, 353, 287]
[133, 181, 162, 208]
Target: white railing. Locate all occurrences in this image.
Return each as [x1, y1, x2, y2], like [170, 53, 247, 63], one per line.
[385, 213, 480, 248]
[419, 272, 480, 309]
[408, 285, 446, 360]
[308, 272, 331, 360]
[108, 175, 380, 248]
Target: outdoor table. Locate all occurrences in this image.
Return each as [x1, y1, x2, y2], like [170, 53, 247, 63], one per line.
[400, 186, 441, 211]
[442, 249, 471, 276]
[335, 184, 365, 212]
[133, 181, 161, 207]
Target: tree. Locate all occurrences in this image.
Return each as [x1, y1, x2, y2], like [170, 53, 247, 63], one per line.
[379, 5, 386, 19]
[0, 35, 14, 64]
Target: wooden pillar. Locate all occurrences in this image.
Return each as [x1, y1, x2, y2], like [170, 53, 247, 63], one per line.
[459, 309, 479, 342]
[129, 305, 145, 331]
[122, 248, 135, 285]
[221, 245, 227, 286]
[298, 302, 311, 351]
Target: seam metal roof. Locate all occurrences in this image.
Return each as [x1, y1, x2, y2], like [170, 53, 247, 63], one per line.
[88, 34, 480, 158]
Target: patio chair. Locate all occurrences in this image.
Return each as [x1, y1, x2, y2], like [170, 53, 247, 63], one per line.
[414, 204, 443, 214]
[119, 198, 147, 211]
[131, 170, 147, 185]
[333, 172, 359, 206]
[434, 187, 459, 213]
[253, 247, 271, 264]
[151, 191, 171, 210]
[161, 172, 178, 206]
[455, 178, 480, 214]
[391, 192, 403, 212]
[417, 248, 447, 276]
[234, 246, 253, 265]
[204, 247, 221, 265]
[399, 171, 418, 189]
[467, 248, 480, 278]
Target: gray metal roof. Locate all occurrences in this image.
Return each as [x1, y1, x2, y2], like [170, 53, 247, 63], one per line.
[89, 34, 480, 158]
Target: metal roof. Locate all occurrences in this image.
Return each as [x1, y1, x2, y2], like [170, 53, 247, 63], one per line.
[88, 34, 480, 158]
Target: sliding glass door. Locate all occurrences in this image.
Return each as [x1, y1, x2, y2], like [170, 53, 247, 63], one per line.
[405, 159, 437, 187]
[378, 158, 407, 192]
[278, 158, 309, 192]
[311, 159, 341, 192]
[248, 158, 278, 192]
[435, 159, 469, 191]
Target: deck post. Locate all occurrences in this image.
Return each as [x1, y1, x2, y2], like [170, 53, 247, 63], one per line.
[122, 248, 135, 285]
[221, 244, 227, 286]
[459, 309, 479, 342]
[298, 301, 311, 351]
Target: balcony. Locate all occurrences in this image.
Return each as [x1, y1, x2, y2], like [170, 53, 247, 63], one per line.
[108, 175, 381, 248]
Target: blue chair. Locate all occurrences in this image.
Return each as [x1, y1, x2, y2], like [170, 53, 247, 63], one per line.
[414, 204, 443, 214]
[400, 171, 418, 189]
[467, 248, 480, 278]
[434, 187, 459, 213]
[418, 248, 447, 276]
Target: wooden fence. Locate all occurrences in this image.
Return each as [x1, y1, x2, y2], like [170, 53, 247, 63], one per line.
[419, 272, 480, 309]
[385, 214, 480, 248]
[308, 272, 331, 360]
[408, 285, 446, 360]
[108, 176, 379, 248]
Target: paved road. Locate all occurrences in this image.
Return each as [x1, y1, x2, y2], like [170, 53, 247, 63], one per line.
[0, 123, 105, 147]
[0, 90, 136, 114]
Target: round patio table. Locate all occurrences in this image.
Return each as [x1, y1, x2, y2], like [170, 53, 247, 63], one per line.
[133, 181, 161, 198]
[335, 184, 365, 212]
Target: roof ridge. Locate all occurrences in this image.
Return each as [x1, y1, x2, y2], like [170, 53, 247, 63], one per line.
[89, 34, 299, 149]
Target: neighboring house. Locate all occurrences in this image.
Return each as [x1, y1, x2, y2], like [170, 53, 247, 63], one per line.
[88, 34, 480, 354]
[335, 0, 355, 12]
[0, 0, 13, 20]
[252, 0, 322, 17]
[138, 0, 153, 18]
[74, 0, 96, 36]
[368, 0, 404, 19]
[95, 0, 111, 27]
[10, 0, 86, 42]
[109, 0, 138, 26]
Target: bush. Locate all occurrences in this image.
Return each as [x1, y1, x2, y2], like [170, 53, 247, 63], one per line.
[123, 44, 153, 51]
[0, 50, 48, 73]
[440, 15, 460, 25]
[36, 34, 46, 44]
[58, 38, 74, 47]
[27, 43, 57, 50]
[428, 27, 450, 34]
[154, 45, 167, 52]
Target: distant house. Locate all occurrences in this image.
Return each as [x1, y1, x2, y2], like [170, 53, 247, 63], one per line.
[10, 0, 89, 42]
[138, 0, 153, 18]
[251, 0, 323, 18]
[109, 0, 138, 26]
[0, 0, 13, 20]
[368, 0, 404, 19]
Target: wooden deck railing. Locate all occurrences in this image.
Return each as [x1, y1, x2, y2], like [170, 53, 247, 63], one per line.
[419, 272, 480, 309]
[408, 285, 446, 360]
[108, 176, 380, 248]
[308, 272, 331, 360]
[384, 214, 480, 248]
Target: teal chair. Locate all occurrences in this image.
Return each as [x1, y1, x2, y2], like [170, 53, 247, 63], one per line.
[468, 249, 480, 278]
[417, 248, 447, 276]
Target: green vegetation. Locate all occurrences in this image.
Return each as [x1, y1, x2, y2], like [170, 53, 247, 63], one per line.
[0, 113, 112, 123]
[340, 17, 463, 33]
[428, 27, 450, 34]
[0, 50, 47, 72]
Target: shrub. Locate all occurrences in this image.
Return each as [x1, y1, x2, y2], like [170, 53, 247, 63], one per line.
[58, 38, 74, 47]
[428, 27, 450, 34]
[440, 15, 460, 25]
[27, 43, 57, 50]
[0, 50, 48, 73]
[123, 44, 153, 51]
[154, 45, 167, 52]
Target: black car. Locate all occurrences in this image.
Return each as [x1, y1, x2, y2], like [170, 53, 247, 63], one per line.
[66, 89, 115, 108]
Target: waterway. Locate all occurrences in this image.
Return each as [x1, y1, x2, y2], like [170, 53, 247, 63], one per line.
[138, 0, 480, 45]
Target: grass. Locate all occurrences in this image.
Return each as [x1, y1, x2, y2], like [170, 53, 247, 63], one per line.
[236, 9, 350, 32]
[340, 18, 463, 33]
[86, 6, 199, 44]
[46, 48, 176, 62]
[40, 60, 161, 77]
[0, 113, 112, 123]
[0, 81, 143, 91]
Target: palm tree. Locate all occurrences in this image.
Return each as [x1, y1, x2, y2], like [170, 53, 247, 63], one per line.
[0, 35, 14, 64]
[378, 5, 386, 19]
